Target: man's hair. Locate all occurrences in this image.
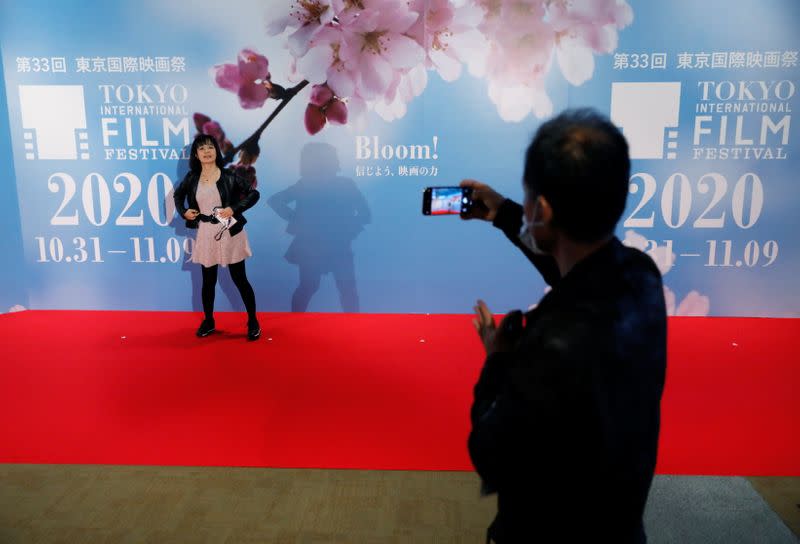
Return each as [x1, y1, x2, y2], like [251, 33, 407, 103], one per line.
[523, 108, 630, 243]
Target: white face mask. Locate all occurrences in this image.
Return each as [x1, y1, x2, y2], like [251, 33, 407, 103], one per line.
[519, 198, 547, 255]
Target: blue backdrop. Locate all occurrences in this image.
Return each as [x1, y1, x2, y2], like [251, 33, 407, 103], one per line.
[0, 49, 27, 313]
[1, 0, 798, 317]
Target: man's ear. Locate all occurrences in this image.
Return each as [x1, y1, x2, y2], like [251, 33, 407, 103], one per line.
[538, 195, 554, 224]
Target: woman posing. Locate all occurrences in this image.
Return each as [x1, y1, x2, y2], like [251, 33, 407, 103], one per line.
[174, 134, 261, 340]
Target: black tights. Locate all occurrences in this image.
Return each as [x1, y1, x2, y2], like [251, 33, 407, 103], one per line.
[201, 261, 257, 322]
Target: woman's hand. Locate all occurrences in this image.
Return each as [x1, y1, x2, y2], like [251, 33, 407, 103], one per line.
[217, 207, 234, 219]
[183, 209, 199, 220]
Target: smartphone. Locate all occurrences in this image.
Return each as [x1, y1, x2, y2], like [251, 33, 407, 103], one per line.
[422, 186, 473, 216]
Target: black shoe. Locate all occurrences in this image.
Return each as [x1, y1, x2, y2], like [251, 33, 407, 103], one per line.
[196, 318, 215, 337]
[247, 320, 261, 341]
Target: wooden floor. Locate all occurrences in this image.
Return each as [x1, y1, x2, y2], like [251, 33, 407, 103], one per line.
[0, 465, 797, 543]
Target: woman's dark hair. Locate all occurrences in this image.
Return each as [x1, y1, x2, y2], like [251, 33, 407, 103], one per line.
[189, 133, 226, 174]
[523, 108, 630, 243]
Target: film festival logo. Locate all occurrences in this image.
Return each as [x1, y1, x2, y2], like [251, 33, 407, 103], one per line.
[18, 85, 89, 160]
[610, 82, 682, 160]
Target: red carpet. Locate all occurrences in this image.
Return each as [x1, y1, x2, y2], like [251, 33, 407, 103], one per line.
[0, 311, 797, 475]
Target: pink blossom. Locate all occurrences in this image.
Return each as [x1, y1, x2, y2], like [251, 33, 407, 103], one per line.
[675, 290, 711, 317]
[663, 286, 711, 317]
[488, 81, 552, 122]
[267, 0, 336, 57]
[554, 31, 597, 86]
[295, 25, 357, 97]
[289, 0, 426, 121]
[201, 121, 226, 144]
[214, 49, 272, 109]
[547, 0, 633, 85]
[406, 0, 486, 83]
[192, 113, 212, 132]
[547, 0, 633, 32]
[305, 104, 327, 135]
[373, 65, 426, 121]
[267, 0, 633, 125]
[335, 0, 425, 100]
[304, 84, 349, 134]
[469, 0, 556, 121]
[326, 99, 348, 124]
[462, 0, 633, 120]
[309, 82, 334, 106]
[320, 32, 423, 122]
[344, 95, 367, 130]
[192, 113, 233, 155]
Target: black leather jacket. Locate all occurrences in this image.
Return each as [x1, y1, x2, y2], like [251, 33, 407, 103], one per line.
[469, 199, 667, 543]
[173, 168, 260, 237]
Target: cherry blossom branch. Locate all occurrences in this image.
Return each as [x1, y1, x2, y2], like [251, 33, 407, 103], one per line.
[222, 79, 310, 165]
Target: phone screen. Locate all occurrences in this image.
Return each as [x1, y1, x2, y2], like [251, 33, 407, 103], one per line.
[424, 187, 472, 215]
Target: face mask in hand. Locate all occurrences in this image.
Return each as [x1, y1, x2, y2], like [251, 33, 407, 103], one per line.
[519, 200, 547, 255]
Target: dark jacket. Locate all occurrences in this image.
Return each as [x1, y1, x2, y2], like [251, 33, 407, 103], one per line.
[173, 168, 260, 237]
[469, 199, 667, 543]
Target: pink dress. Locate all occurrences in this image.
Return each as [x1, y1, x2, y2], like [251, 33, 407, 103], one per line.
[191, 182, 252, 267]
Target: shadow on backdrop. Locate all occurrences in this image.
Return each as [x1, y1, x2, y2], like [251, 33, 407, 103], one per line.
[268, 142, 371, 312]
